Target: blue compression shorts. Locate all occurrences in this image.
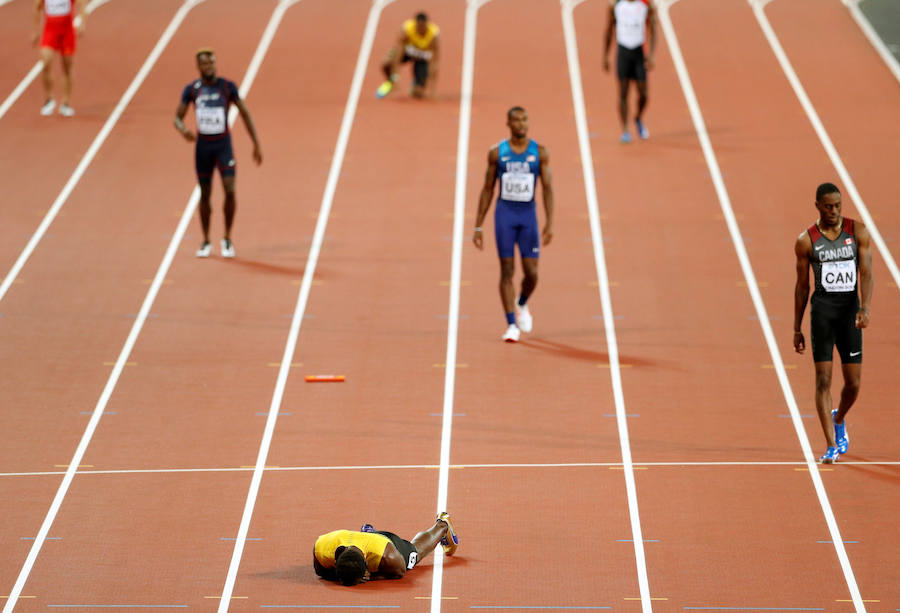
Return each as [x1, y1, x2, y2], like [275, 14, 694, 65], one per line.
[495, 201, 540, 259]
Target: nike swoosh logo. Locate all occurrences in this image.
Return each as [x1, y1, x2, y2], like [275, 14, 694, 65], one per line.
[850, 351, 861, 357]
[814, 245, 825, 251]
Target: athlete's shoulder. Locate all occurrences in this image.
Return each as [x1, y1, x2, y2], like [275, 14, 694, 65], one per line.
[428, 22, 440, 36]
[402, 18, 415, 35]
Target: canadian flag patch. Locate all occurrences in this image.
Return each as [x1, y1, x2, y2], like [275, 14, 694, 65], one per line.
[845, 237, 853, 245]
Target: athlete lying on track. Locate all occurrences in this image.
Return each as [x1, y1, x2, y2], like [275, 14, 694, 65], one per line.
[313, 512, 458, 585]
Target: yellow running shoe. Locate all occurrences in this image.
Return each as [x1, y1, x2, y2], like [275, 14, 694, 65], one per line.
[375, 80, 394, 99]
[437, 511, 458, 556]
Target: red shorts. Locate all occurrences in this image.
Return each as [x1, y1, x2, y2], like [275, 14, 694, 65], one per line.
[41, 16, 77, 56]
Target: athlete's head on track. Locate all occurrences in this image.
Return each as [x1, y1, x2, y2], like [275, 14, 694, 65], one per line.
[506, 106, 528, 139]
[815, 182, 842, 228]
[196, 48, 217, 82]
[334, 546, 367, 586]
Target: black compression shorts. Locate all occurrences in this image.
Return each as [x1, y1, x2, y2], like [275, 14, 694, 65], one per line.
[617, 44, 646, 82]
[810, 298, 862, 364]
[195, 134, 235, 184]
[400, 54, 429, 87]
[376, 531, 419, 570]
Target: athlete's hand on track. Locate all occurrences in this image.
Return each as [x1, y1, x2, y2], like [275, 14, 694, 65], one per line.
[472, 228, 484, 250]
[855, 309, 869, 329]
[31, 31, 39, 47]
[542, 225, 553, 246]
[181, 130, 196, 143]
[252, 145, 263, 165]
[74, 15, 85, 35]
[602, 57, 610, 73]
[793, 331, 805, 354]
[645, 56, 655, 71]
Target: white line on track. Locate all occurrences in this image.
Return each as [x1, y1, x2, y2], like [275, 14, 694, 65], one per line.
[560, 1, 652, 611]
[0, 0, 116, 122]
[843, 0, 900, 83]
[658, 4, 866, 612]
[0, 0, 20, 7]
[749, 0, 900, 292]
[0, 0, 201, 306]
[4, 460, 899, 479]
[430, 0, 489, 610]
[215, 0, 395, 608]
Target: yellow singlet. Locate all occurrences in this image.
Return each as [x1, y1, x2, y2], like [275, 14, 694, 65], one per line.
[402, 19, 439, 61]
[314, 530, 390, 573]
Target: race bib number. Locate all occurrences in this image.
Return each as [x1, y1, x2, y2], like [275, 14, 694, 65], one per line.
[196, 106, 226, 135]
[821, 260, 856, 292]
[45, 0, 72, 16]
[501, 172, 535, 202]
[404, 44, 432, 61]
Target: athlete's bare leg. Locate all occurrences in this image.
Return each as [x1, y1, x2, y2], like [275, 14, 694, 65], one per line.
[60, 54, 75, 107]
[814, 361, 837, 447]
[499, 257, 516, 314]
[198, 182, 213, 243]
[39, 47, 56, 102]
[222, 175, 236, 240]
[617, 78, 629, 129]
[409, 518, 449, 561]
[834, 362, 861, 424]
[520, 257, 538, 304]
[635, 80, 648, 122]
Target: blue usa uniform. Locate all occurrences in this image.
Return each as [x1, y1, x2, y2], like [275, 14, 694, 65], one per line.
[180, 77, 240, 183]
[494, 139, 541, 259]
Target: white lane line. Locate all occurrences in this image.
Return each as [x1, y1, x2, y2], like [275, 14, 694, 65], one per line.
[3, 460, 899, 479]
[0, 0, 118, 122]
[560, 1, 652, 611]
[429, 0, 489, 610]
[0, 0, 20, 7]
[749, 0, 900, 292]
[215, 0, 395, 609]
[0, 0, 201, 306]
[843, 0, 900, 83]
[659, 4, 866, 612]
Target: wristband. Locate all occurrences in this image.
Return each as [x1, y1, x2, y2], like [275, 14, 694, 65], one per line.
[473, 227, 482, 232]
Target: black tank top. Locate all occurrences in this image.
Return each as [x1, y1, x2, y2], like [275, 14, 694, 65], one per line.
[808, 217, 858, 307]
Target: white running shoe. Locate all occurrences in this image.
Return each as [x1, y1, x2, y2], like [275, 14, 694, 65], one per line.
[220, 238, 235, 258]
[516, 302, 533, 333]
[40, 99, 56, 116]
[196, 241, 212, 258]
[502, 324, 520, 343]
[58, 104, 75, 117]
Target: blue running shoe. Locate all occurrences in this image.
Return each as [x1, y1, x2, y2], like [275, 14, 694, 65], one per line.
[832, 410, 848, 454]
[819, 446, 840, 464]
[360, 523, 375, 533]
[635, 119, 649, 139]
[620, 131, 632, 144]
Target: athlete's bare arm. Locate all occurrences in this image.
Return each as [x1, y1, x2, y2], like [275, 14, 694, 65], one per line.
[32, 0, 44, 46]
[793, 232, 812, 353]
[602, 2, 616, 73]
[855, 222, 873, 329]
[384, 29, 409, 79]
[538, 144, 554, 246]
[473, 147, 499, 250]
[646, 1, 658, 70]
[173, 101, 196, 142]
[372, 542, 407, 580]
[426, 34, 440, 98]
[234, 97, 263, 165]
